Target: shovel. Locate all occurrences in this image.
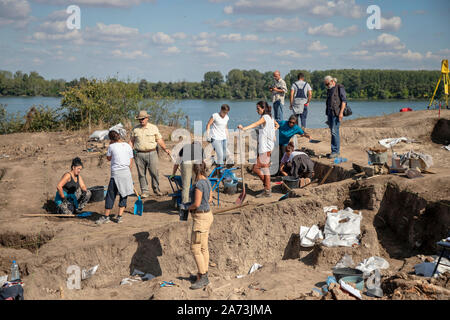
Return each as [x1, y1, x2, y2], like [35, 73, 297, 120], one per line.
[133, 186, 143, 216]
[235, 129, 247, 205]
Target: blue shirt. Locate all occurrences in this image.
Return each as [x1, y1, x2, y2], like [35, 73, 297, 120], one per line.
[278, 121, 305, 146]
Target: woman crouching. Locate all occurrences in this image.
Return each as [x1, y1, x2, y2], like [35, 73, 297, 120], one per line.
[55, 157, 91, 215]
[188, 162, 213, 290]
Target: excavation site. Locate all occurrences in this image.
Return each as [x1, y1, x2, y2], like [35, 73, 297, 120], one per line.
[0, 110, 449, 300]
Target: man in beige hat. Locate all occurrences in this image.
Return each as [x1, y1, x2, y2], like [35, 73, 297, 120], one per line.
[130, 110, 171, 197]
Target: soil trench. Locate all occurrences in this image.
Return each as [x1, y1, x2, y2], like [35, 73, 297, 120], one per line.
[0, 110, 449, 300]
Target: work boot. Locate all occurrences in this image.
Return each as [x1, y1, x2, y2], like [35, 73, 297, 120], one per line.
[255, 189, 271, 198]
[328, 153, 340, 159]
[141, 191, 150, 199]
[154, 189, 163, 196]
[190, 273, 209, 290]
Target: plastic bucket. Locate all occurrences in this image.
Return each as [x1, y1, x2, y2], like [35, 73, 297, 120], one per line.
[340, 275, 364, 291]
[88, 186, 105, 203]
[367, 151, 388, 164]
[223, 179, 238, 195]
[332, 268, 363, 281]
[282, 176, 299, 192]
[179, 209, 189, 221]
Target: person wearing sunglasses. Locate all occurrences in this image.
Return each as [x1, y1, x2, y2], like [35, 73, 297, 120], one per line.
[277, 115, 311, 172]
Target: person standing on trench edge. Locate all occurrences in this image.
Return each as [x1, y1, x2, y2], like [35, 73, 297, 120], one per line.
[238, 101, 279, 198]
[130, 110, 171, 198]
[324, 76, 347, 158]
[188, 162, 213, 290]
[97, 130, 134, 225]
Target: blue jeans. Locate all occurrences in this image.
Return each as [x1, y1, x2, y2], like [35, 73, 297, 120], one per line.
[211, 139, 227, 165]
[327, 113, 340, 154]
[295, 106, 308, 128]
[273, 100, 283, 123]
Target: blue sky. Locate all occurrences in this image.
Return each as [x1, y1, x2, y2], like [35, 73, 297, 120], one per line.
[0, 0, 449, 82]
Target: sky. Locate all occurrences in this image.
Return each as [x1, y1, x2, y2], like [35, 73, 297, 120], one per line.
[0, 0, 449, 82]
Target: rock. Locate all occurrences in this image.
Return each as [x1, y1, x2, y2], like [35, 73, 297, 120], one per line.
[310, 289, 321, 298]
[328, 282, 338, 290]
[330, 287, 357, 300]
[425, 256, 434, 263]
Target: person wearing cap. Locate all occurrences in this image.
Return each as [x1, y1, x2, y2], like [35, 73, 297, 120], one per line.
[55, 157, 91, 215]
[130, 110, 171, 198]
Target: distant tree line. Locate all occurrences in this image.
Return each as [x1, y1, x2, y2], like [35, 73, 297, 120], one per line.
[0, 69, 445, 101]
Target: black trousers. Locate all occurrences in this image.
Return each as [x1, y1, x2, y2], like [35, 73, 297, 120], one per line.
[105, 178, 127, 209]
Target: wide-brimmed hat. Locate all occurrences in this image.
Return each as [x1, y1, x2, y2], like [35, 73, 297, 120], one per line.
[135, 110, 149, 120]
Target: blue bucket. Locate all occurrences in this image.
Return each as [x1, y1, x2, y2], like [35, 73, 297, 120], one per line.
[340, 276, 364, 291]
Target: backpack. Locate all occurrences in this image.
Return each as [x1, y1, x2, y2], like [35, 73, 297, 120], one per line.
[333, 84, 352, 117]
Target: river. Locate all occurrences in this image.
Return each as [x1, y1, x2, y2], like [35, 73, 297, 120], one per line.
[0, 96, 430, 129]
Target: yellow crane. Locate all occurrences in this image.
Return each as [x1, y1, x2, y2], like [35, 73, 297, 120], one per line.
[428, 59, 449, 109]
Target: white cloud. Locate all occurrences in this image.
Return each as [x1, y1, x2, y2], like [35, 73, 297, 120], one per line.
[230, 0, 363, 19]
[164, 46, 180, 54]
[224, 6, 233, 14]
[381, 16, 402, 32]
[276, 50, 311, 59]
[309, 40, 328, 51]
[31, 0, 156, 8]
[307, 23, 358, 37]
[219, 33, 258, 42]
[195, 46, 228, 58]
[151, 32, 175, 45]
[172, 32, 187, 40]
[112, 49, 149, 59]
[39, 21, 67, 33]
[0, 0, 31, 28]
[362, 33, 406, 51]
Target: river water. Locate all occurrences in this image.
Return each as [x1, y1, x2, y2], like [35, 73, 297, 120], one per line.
[0, 96, 430, 129]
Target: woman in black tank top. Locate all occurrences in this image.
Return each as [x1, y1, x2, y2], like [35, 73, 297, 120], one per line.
[55, 157, 91, 215]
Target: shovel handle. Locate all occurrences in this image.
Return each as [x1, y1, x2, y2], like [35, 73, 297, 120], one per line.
[133, 186, 140, 197]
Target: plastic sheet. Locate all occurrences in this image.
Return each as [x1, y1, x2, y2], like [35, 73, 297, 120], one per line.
[356, 257, 389, 277]
[299, 225, 324, 247]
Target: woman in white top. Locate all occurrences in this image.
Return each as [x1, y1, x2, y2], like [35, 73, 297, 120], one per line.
[238, 101, 279, 198]
[206, 104, 230, 166]
[97, 130, 134, 225]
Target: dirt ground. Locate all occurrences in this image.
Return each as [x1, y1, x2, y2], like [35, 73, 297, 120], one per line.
[0, 109, 449, 300]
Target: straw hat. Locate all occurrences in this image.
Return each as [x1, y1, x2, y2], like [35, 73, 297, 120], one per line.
[135, 110, 149, 120]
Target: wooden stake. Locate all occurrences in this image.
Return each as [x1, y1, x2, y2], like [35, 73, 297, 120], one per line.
[319, 166, 334, 185]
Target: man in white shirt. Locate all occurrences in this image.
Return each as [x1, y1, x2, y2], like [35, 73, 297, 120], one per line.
[269, 70, 287, 123]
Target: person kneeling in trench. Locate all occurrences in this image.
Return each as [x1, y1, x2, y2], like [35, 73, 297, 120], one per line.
[281, 142, 315, 188]
[55, 157, 91, 215]
[188, 162, 213, 290]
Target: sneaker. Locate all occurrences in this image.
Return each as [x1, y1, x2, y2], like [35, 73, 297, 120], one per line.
[255, 190, 272, 198]
[154, 189, 163, 196]
[115, 215, 123, 223]
[190, 273, 209, 290]
[141, 192, 150, 199]
[328, 153, 340, 159]
[96, 216, 110, 225]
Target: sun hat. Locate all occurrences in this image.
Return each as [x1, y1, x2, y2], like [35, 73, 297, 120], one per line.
[135, 110, 149, 120]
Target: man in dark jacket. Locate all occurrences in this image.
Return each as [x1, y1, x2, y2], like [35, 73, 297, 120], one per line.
[324, 76, 347, 158]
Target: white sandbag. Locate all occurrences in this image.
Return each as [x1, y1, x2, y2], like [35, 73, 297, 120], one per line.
[299, 225, 323, 247]
[322, 207, 362, 247]
[109, 123, 127, 139]
[89, 130, 109, 141]
[378, 137, 408, 149]
[355, 256, 389, 277]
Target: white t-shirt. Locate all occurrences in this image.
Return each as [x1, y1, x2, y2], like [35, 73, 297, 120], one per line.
[107, 142, 134, 173]
[210, 112, 229, 140]
[281, 151, 307, 164]
[258, 115, 275, 154]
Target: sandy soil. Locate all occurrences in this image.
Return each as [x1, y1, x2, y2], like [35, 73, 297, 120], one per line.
[0, 109, 449, 300]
